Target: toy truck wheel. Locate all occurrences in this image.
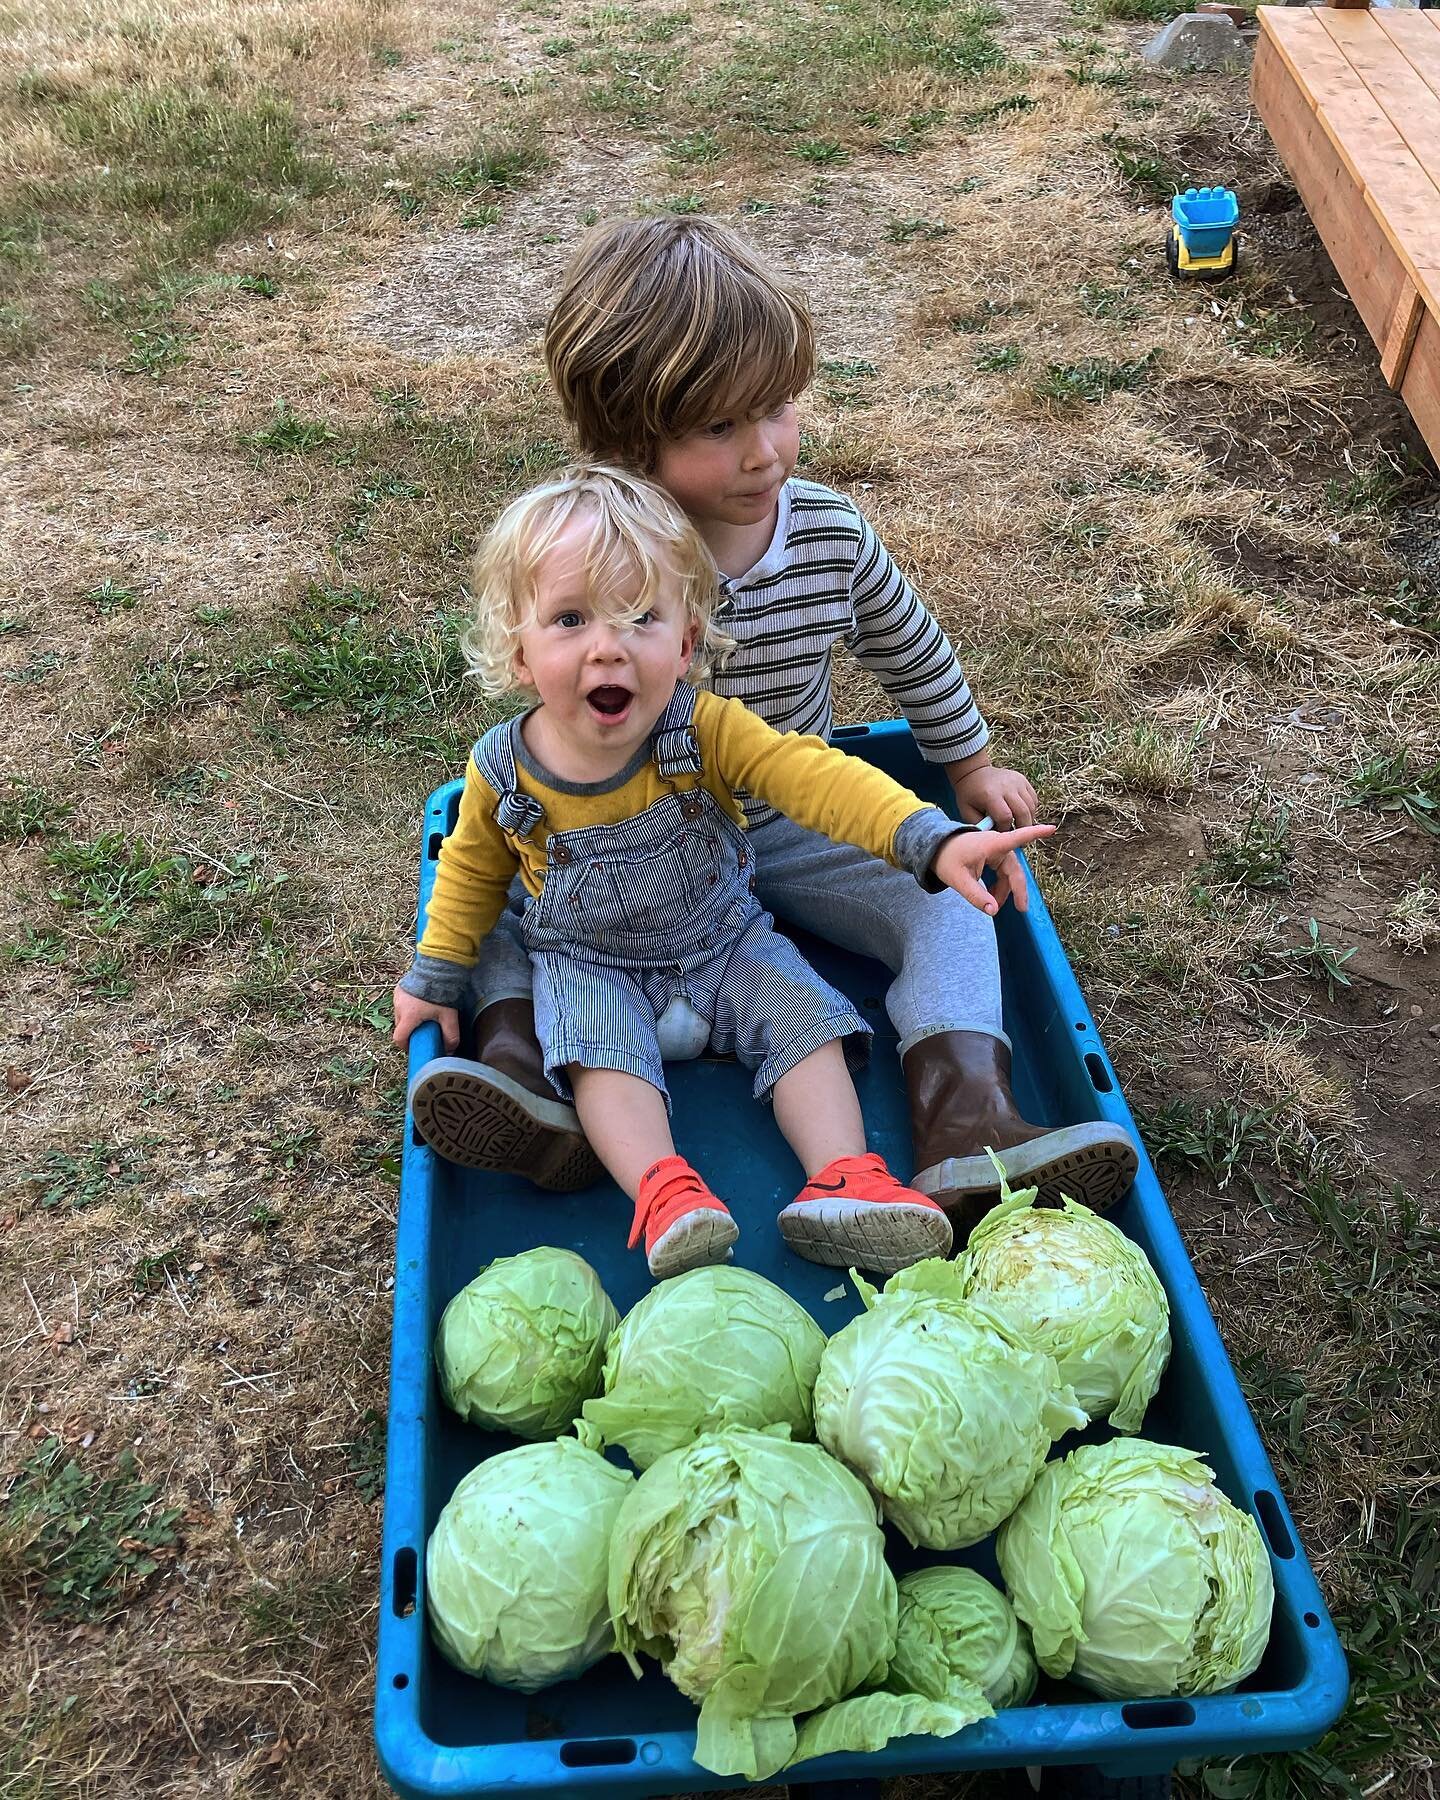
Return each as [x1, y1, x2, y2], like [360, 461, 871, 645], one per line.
[1165, 231, 1180, 278]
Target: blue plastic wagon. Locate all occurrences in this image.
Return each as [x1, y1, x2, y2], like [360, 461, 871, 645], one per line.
[375, 722, 1347, 1800]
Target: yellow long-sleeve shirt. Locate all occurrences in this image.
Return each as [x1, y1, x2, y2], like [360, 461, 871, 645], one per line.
[410, 688, 954, 988]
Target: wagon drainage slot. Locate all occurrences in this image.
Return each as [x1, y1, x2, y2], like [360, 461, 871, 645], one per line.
[1122, 1701, 1195, 1730]
[391, 1547, 417, 1618]
[1083, 1051, 1113, 1093]
[1254, 1489, 1296, 1560]
[561, 1739, 637, 1767]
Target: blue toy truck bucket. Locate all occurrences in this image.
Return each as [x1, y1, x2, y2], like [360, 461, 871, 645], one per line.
[1172, 185, 1239, 257]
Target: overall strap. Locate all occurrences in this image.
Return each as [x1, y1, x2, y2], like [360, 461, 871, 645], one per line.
[474, 716, 546, 841]
[652, 680, 703, 780]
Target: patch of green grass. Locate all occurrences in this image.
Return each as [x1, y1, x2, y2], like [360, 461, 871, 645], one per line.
[347, 1409, 387, 1502]
[1194, 798, 1292, 893]
[792, 137, 849, 165]
[660, 193, 705, 213]
[334, 473, 426, 545]
[123, 327, 192, 376]
[238, 1566, 359, 1653]
[432, 136, 550, 194]
[459, 203, 502, 229]
[0, 781, 70, 842]
[2, 925, 67, 966]
[1324, 456, 1422, 516]
[82, 577, 138, 615]
[818, 357, 879, 408]
[959, 91, 1033, 127]
[1093, 0, 1190, 20]
[265, 1126, 322, 1171]
[80, 945, 136, 1001]
[1385, 578, 1440, 636]
[10, 82, 332, 275]
[542, 35, 578, 54]
[1262, 918, 1358, 1000]
[24, 1142, 150, 1211]
[948, 298, 1016, 335]
[976, 344, 1022, 373]
[256, 607, 471, 735]
[0, 614, 29, 634]
[46, 834, 293, 949]
[1108, 136, 1181, 202]
[1032, 349, 1157, 404]
[1078, 280, 1141, 321]
[1, 1438, 181, 1620]
[668, 128, 721, 163]
[4, 650, 61, 685]
[1065, 58, 1134, 88]
[1341, 751, 1439, 836]
[1235, 306, 1315, 360]
[886, 215, 951, 244]
[132, 1244, 184, 1292]
[241, 401, 338, 455]
[1141, 1097, 1282, 1197]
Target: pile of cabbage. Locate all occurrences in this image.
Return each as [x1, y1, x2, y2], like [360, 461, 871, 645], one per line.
[423, 1191, 1272, 1777]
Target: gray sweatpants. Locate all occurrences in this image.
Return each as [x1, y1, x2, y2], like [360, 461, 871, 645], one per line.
[470, 816, 1006, 1056]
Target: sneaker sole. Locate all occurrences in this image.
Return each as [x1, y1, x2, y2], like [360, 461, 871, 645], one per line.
[777, 1198, 953, 1275]
[648, 1209, 740, 1280]
[408, 1059, 604, 1193]
[912, 1122, 1139, 1215]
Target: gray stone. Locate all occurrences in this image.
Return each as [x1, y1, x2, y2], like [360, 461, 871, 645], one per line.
[1142, 12, 1249, 70]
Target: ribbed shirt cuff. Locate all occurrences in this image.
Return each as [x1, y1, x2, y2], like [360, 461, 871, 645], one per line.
[398, 954, 472, 1008]
[894, 808, 964, 890]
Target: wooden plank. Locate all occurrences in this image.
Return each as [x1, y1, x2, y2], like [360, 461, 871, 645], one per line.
[1371, 9, 1440, 110]
[1399, 303, 1440, 464]
[1252, 31, 1407, 345]
[1258, 7, 1440, 315]
[1316, 8, 1440, 192]
[1380, 275, 1424, 388]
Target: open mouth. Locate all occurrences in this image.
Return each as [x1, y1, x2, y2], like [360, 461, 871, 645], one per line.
[586, 685, 632, 719]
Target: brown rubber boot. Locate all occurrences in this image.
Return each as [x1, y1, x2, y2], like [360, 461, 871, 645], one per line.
[903, 1030, 1138, 1241]
[407, 998, 603, 1192]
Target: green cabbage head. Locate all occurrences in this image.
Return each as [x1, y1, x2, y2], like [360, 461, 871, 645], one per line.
[610, 1426, 983, 1779]
[813, 1261, 1086, 1549]
[958, 1180, 1171, 1432]
[427, 1437, 633, 1691]
[888, 1567, 1038, 1710]
[579, 1265, 826, 1469]
[434, 1247, 617, 1438]
[997, 1438, 1274, 1699]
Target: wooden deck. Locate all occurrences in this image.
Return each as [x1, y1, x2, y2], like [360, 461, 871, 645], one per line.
[1253, 4, 1440, 460]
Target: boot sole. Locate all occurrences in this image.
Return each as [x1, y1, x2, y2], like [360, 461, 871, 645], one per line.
[408, 1058, 604, 1193]
[777, 1198, 953, 1275]
[648, 1209, 740, 1280]
[912, 1121, 1139, 1215]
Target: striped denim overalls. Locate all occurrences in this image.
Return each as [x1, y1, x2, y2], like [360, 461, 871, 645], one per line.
[474, 682, 870, 1107]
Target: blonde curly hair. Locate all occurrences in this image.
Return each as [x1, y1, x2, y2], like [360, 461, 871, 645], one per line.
[463, 464, 730, 696]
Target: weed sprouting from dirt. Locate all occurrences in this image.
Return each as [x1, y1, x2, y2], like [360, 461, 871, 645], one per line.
[1, 1439, 182, 1619]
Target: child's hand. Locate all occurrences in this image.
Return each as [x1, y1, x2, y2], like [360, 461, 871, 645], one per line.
[950, 761, 1039, 828]
[932, 824, 1056, 916]
[392, 985, 461, 1053]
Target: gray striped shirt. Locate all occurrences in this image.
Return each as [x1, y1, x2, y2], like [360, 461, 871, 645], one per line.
[706, 478, 988, 827]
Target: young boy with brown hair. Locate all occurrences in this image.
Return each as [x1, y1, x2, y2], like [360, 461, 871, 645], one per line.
[404, 217, 1137, 1234]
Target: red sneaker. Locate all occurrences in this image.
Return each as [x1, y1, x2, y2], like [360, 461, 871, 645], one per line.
[778, 1152, 953, 1273]
[629, 1155, 739, 1279]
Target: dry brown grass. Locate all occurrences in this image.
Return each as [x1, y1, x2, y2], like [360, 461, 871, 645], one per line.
[3, 0, 1439, 1794]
